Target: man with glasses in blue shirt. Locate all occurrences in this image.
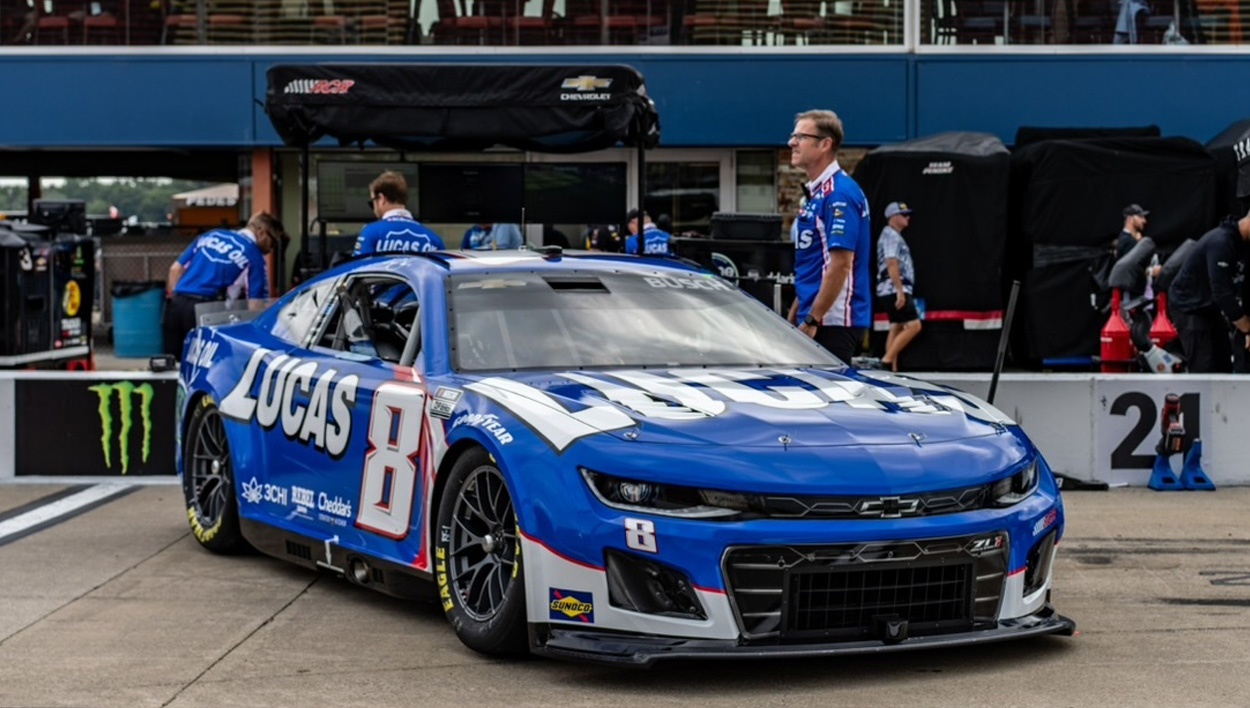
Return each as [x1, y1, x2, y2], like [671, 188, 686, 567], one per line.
[353, 171, 444, 256]
[785, 109, 872, 364]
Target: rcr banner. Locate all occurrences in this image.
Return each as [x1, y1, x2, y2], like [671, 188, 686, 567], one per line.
[15, 377, 177, 476]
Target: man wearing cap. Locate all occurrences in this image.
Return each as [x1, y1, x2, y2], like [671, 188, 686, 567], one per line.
[163, 211, 286, 358]
[1168, 209, 1250, 373]
[1116, 204, 1150, 259]
[624, 209, 672, 256]
[785, 109, 872, 363]
[876, 201, 921, 372]
[353, 170, 444, 255]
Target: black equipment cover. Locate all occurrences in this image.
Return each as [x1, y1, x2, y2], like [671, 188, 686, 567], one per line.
[1009, 136, 1216, 361]
[1155, 238, 1197, 293]
[853, 132, 1010, 370]
[1014, 125, 1160, 149]
[1108, 236, 1156, 292]
[265, 64, 660, 152]
[1204, 118, 1250, 219]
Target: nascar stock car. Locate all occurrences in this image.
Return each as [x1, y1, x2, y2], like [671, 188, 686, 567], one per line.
[177, 247, 1074, 665]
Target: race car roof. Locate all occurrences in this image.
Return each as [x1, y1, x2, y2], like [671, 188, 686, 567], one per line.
[265, 63, 660, 153]
[342, 250, 710, 282]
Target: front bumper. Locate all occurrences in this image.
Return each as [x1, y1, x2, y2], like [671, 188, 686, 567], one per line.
[532, 604, 1075, 666]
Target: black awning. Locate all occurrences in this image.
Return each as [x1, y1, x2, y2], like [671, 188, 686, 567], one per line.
[265, 63, 660, 153]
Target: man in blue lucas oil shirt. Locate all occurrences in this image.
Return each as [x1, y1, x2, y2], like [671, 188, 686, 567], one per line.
[785, 109, 872, 364]
[163, 211, 286, 357]
[353, 171, 444, 255]
[624, 209, 672, 256]
[460, 222, 524, 250]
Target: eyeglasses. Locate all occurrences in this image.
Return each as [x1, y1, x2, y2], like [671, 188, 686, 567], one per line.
[789, 132, 829, 143]
[365, 194, 380, 210]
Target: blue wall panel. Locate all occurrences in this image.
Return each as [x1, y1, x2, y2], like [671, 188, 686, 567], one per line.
[915, 55, 1250, 145]
[4, 52, 1250, 150]
[0, 56, 256, 146]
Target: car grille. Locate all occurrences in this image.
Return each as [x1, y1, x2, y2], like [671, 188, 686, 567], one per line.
[755, 485, 990, 520]
[723, 533, 1008, 641]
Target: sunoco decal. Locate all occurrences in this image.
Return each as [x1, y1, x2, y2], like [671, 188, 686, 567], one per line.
[549, 588, 595, 623]
[220, 348, 359, 457]
[89, 382, 153, 475]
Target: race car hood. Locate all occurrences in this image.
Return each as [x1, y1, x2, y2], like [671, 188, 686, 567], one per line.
[461, 367, 1013, 450]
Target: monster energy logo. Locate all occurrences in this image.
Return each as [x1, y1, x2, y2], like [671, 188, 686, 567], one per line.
[88, 382, 154, 475]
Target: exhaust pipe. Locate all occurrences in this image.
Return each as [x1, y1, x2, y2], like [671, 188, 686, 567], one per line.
[349, 557, 371, 585]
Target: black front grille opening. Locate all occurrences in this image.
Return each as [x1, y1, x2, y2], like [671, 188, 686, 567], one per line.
[1024, 530, 1058, 597]
[605, 548, 706, 620]
[783, 563, 974, 641]
[285, 540, 312, 561]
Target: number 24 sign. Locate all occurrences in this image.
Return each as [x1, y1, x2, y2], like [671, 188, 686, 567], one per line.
[1095, 380, 1208, 476]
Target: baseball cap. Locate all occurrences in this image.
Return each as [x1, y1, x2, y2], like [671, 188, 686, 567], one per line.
[884, 202, 913, 218]
[1123, 204, 1150, 217]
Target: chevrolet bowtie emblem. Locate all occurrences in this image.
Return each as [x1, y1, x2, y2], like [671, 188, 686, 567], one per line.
[562, 76, 612, 92]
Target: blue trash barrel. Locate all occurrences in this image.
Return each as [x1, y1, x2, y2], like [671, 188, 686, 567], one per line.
[111, 281, 165, 357]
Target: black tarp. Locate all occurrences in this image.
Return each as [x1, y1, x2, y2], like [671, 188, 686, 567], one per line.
[1008, 136, 1216, 362]
[853, 132, 1010, 371]
[1014, 125, 1160, 149]
[1205, 118, 1250, 219]
[265, 63, 660, 152]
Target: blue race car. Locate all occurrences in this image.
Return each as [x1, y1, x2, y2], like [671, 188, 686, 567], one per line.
[177, 248, 1074, 665]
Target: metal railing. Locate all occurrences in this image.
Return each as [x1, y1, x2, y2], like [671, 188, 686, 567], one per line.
[1, 0, 1232, 47]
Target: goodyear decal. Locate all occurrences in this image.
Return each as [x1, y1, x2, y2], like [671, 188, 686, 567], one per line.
[549, 588, 594, 623]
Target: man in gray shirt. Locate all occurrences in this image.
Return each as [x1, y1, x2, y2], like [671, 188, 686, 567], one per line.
[875, 202, 921, 371]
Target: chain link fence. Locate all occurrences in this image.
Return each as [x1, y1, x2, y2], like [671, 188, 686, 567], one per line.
[96, 236, 191, 337]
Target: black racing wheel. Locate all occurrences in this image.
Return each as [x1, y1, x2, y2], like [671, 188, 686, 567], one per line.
[435, 447, 528, 655]
[182, 396, 250, 554]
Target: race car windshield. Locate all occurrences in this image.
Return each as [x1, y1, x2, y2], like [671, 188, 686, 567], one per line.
[448, 271, 842, 372]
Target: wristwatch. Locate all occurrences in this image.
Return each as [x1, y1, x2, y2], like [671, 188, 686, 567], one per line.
[803, 314, 820, 327]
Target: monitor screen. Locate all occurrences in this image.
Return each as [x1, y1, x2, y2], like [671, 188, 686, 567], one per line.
[316, 162, 420, 222]
[524, 163, 627, 224]
[418, 163, 525, 223]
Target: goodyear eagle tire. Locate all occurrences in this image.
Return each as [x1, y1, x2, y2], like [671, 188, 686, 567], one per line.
[436, 448, 528, 655]
[183, 397, 250, 554]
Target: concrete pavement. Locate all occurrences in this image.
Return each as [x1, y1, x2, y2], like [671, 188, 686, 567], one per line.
[1, 484, 1248, 707]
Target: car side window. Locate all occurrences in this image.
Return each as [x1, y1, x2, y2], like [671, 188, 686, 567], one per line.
[316, 275, 419, 364]
[271, 280, 336, 346]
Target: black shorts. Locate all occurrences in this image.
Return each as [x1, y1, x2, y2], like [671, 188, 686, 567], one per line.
[877, 293, 919, 324]
[814, 326, 866, 363]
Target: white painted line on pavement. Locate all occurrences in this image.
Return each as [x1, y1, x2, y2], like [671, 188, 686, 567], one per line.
[0, 483, 135, 546]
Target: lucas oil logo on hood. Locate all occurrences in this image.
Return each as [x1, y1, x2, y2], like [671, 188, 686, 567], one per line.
[220, 348, 359, 457]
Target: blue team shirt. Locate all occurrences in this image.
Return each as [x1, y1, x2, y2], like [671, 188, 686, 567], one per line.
[460, 223, 523, 250]
[174, 228, 268, 299]
[793, 161, 871, 328]
[353, 209, 444, 255]
[625, 224, 672, 256]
